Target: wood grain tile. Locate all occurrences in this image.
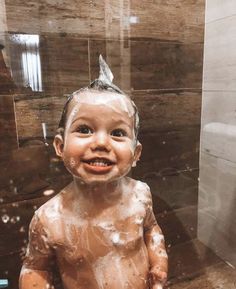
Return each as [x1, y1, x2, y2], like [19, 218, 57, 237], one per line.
[89, 39, 131, 90]
[131, 40, 203, 90]
[0, 95, 18, 160]
[14, 95, 67, 140]
[5, 0, 91, 35]
[0, 49, 17, 94]
[157, 206, 198, 247]
[130, 0, 205, 43]
[133, 90, 202, 132]
[146, 170, 199, 213]
[40, 34, 89, 94]
[4, 0, 205, 42]
[133, 127, 200, 177]
[0, 197, 49, 255]
[168, 239, 222, 282]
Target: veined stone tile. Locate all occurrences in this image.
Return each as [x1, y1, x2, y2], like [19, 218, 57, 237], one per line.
[205, 0, 236, 23]
[201, 91, 236, 128]
[198, 152, 236, 267]
[203, 15, 236, 91]
[200, 91, 236, 161]
[201, 122, 236, 162]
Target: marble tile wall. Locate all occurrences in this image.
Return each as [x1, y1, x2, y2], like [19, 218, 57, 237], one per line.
[198, 0, 236, 267]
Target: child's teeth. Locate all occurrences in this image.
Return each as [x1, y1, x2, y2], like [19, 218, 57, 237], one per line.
[90, 161, 108, 166]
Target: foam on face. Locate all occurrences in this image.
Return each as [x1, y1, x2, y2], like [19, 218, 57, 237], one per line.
[64, 90, 136, 149]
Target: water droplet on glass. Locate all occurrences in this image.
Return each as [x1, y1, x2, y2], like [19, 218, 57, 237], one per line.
[12, 203, 19, 207]
[2, 214, 10, 223]
[10, 216, 20, 223]
[43, 189, 54, 196]
[19, 226, 26, 233]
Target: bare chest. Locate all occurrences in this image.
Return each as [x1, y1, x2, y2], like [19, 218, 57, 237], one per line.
[50, 203, 146, 264]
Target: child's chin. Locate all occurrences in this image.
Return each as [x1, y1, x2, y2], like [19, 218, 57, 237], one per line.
[74, 174, 122, 185]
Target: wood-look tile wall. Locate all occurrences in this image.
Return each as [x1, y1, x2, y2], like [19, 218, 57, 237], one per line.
[198, 0, 236, 267]
[0, 1, 205, 287]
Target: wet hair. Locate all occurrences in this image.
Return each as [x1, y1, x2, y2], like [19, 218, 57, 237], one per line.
[58, 82, 140, 139]
[57, 56, 140, 139]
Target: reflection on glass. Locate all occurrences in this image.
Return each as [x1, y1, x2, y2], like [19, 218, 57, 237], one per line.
[10, 34, 42, 91]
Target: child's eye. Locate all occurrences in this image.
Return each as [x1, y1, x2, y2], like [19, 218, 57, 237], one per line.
[111, 129, 127, 137]
[76, 125, 93, 134]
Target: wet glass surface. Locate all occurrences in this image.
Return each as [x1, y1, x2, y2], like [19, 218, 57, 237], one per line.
[0, 1, 235, 289]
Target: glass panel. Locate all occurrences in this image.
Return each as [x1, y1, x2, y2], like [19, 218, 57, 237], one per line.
[0, 1, 235, 289]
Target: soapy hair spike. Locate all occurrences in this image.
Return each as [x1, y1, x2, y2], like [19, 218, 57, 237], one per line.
[90, 55, 125, 95]
[98, 54, 114, 84]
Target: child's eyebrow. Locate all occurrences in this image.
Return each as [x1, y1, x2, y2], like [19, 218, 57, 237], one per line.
[70, 116, 91, 126]
[70, 116, 133, 130]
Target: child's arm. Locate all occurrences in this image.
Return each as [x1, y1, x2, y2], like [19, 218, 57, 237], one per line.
[19, 213, 55, 289]
[143, 185, 168, 289]
[144, 225, 168, 288]
[19, 267, 54, 289]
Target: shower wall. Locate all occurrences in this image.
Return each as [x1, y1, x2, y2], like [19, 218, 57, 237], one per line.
[198, 0, 236, 267]
[0, 0, 205, 287]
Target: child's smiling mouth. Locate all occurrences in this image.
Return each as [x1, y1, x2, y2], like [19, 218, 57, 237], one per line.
[82, 157, 115, 174]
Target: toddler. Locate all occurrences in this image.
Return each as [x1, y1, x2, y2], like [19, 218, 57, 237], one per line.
[19, 56, 168, 289]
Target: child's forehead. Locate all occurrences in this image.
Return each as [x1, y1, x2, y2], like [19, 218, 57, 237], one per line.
[68, 90, 135, 116]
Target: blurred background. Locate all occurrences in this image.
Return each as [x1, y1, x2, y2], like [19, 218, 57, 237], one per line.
[0, 0, 236, 288]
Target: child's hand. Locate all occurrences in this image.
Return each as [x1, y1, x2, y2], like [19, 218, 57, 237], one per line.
[149, 266, 167, 289]
[152, 283, 164, 289]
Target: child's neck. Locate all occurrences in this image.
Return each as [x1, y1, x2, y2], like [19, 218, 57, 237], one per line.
[72, 177, 124, 207]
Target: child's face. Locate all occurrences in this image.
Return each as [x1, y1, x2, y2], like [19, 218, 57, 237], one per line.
[54, 90, 142, 185]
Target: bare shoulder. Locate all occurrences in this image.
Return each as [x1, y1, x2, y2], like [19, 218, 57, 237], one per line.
[34, 183, 72, 225]
[125, 177, 152, 204]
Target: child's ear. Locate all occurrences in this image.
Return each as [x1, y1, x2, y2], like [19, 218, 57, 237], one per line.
[132, 141, 142, 167]
[53, 134, 64, 157]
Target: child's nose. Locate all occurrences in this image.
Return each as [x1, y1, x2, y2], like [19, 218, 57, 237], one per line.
[91, 131, 111, 151]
